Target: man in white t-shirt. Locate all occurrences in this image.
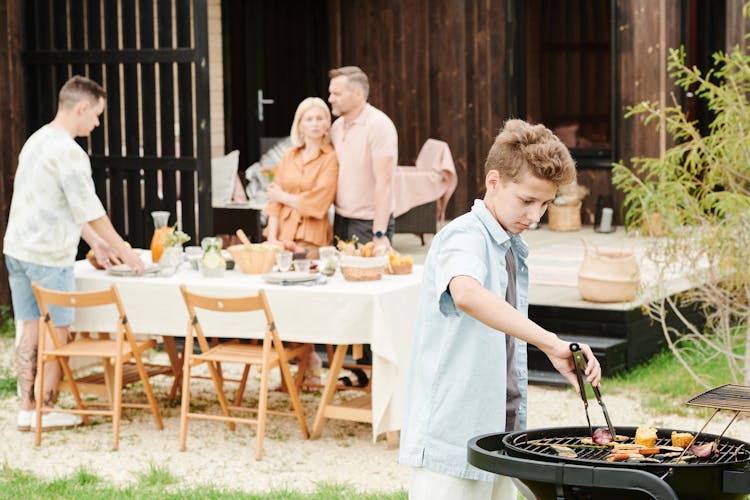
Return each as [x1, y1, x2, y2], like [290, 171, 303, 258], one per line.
[3, 75, 144, 432]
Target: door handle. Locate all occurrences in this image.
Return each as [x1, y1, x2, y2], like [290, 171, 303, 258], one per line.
[257, 89, 275, 122]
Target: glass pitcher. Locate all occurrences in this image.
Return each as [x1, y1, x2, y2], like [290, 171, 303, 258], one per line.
[150, 211, 170, 263]
[200, 236, 225, 278]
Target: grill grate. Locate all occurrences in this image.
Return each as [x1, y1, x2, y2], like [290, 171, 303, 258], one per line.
[512, 433, 750, 465]
[686, 384, 750, 412]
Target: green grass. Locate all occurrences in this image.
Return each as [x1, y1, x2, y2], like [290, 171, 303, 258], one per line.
[0, 368, 17, 398]
[607, 347, 734, 415]
[0, 466, 406, 499]
[0, 305, 14, 338]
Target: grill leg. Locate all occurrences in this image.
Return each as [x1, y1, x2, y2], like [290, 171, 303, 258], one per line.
[555, 485, 565, 500]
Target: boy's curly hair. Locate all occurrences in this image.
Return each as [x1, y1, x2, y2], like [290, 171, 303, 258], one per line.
[484, 119, 576, 186]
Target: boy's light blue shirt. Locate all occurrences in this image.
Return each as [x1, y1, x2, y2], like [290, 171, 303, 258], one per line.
[399, 199, 529, 482]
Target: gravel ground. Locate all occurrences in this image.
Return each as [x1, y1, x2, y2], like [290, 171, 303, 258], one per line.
[2, 337, 749, 495]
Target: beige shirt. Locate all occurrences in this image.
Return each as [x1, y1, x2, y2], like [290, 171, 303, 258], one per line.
[330, 104, 398, 220]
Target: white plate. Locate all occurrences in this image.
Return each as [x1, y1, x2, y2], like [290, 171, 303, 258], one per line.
[107, 263, 160, 276]
[261, 271, 318, 284]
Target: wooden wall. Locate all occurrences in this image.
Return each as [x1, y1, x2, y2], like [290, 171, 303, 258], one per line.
[614, 0, 683, 222]
[328, 0, 508, 217]
[329, 0, 696, 225]
[726, 0, 750, 51]
[0, 0, 23, 306]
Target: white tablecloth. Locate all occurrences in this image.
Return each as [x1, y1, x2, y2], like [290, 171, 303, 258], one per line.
[73, 261, 423, 438]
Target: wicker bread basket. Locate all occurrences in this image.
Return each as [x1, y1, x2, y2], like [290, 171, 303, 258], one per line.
[227, 244, 278, 274]
[340, 255, 388, 281]
[547, 201, 582, 232]
[577, 246, 639, 303]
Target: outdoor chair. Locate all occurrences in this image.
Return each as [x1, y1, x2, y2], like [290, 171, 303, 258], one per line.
[31, 283, 164, 450]
[178, 286, 311, 460]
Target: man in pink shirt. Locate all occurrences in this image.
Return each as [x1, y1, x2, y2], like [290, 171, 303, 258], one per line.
[328, 66, 398, 247]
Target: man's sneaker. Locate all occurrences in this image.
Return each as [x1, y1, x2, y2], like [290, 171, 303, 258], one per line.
[17, 409, 34, 431]
[30, 410, 83, 431]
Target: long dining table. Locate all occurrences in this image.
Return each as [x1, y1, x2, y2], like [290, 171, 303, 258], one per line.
[72, 258, 422, 442]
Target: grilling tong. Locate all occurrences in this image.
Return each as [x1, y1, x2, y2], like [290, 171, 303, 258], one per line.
[570, 343, 616, 439]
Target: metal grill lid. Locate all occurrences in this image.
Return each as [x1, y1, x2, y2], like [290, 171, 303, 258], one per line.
[686, 384, 750, 412]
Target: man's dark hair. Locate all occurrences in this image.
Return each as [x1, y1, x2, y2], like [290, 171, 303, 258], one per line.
[328, 66, 369, 99]
[58, 75, 107, 110]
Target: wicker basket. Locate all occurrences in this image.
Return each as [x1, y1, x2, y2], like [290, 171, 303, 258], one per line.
[227, 244, 278, 274]
[547, 202, 582, 232]
[577, 245, 639, 303]
[340, 255, 388, 282]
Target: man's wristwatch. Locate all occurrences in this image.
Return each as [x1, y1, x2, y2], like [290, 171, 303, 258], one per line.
[373, 230, 384, 239]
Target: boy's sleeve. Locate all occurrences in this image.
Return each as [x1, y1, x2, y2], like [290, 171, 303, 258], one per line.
[434, 228, 487, 316]
[60, 151, 106, 224]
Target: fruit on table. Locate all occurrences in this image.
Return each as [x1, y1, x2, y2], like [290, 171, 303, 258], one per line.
[389, 253, 414, 266]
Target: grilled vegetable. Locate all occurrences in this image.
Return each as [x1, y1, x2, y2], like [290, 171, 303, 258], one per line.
[593, 427, 613, 445]
[654, 452, 683, 460]
[550, 444, 577, 458]
[690, 442, 719, 458]
[658, 446, 684, 452]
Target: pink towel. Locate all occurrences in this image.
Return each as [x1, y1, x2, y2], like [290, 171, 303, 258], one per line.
[393, 139, 457, 221]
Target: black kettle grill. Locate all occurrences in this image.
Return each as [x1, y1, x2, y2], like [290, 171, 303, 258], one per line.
[468, 385, 750, 500]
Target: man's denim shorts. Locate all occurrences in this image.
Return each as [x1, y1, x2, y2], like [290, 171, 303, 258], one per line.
[5, 255, 74, 326]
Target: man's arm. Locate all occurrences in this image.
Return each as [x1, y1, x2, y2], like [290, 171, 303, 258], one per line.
[81, 223, 123, 268]
[87, 215, 144, 273]
[372, 155, 394, 246]
[448, 275, 601, 391]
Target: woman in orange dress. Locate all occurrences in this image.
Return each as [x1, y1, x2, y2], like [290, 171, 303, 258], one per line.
[263, 97, 338, 260]
[263, 97, 337, 389]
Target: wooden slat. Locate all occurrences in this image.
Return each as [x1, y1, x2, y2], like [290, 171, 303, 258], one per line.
[193, 0, 212, 238]
[157, 0, 177, 218]
[122, 0, 144, 244]
[139, 0, 160, 228]
[60, 362, 172, 397]
[23, 48, 197, 64]
[429, 0, 467, 213]
[322, 395, 373, 422]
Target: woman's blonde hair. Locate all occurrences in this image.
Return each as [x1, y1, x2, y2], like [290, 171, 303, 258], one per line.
[290, 97, 332, 148]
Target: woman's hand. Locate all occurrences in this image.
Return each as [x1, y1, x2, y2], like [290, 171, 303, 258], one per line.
[267, 183, 287, 204]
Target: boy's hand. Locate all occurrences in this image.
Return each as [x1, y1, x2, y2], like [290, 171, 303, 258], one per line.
[546, 339, 601, 393]
[90, 239, 123, 269]
[120, 247, 145, 275]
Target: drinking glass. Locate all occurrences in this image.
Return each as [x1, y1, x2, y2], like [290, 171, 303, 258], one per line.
[276, 250, 293, 272]
[318, 246, 338, 276]
[293, 258, 311, 273]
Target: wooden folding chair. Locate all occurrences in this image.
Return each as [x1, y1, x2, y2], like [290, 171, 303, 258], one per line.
[32, 283, 164, 450]
[179, 285, 312, 460]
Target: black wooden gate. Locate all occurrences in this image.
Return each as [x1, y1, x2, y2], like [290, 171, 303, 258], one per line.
[20, 0, 212, 250]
